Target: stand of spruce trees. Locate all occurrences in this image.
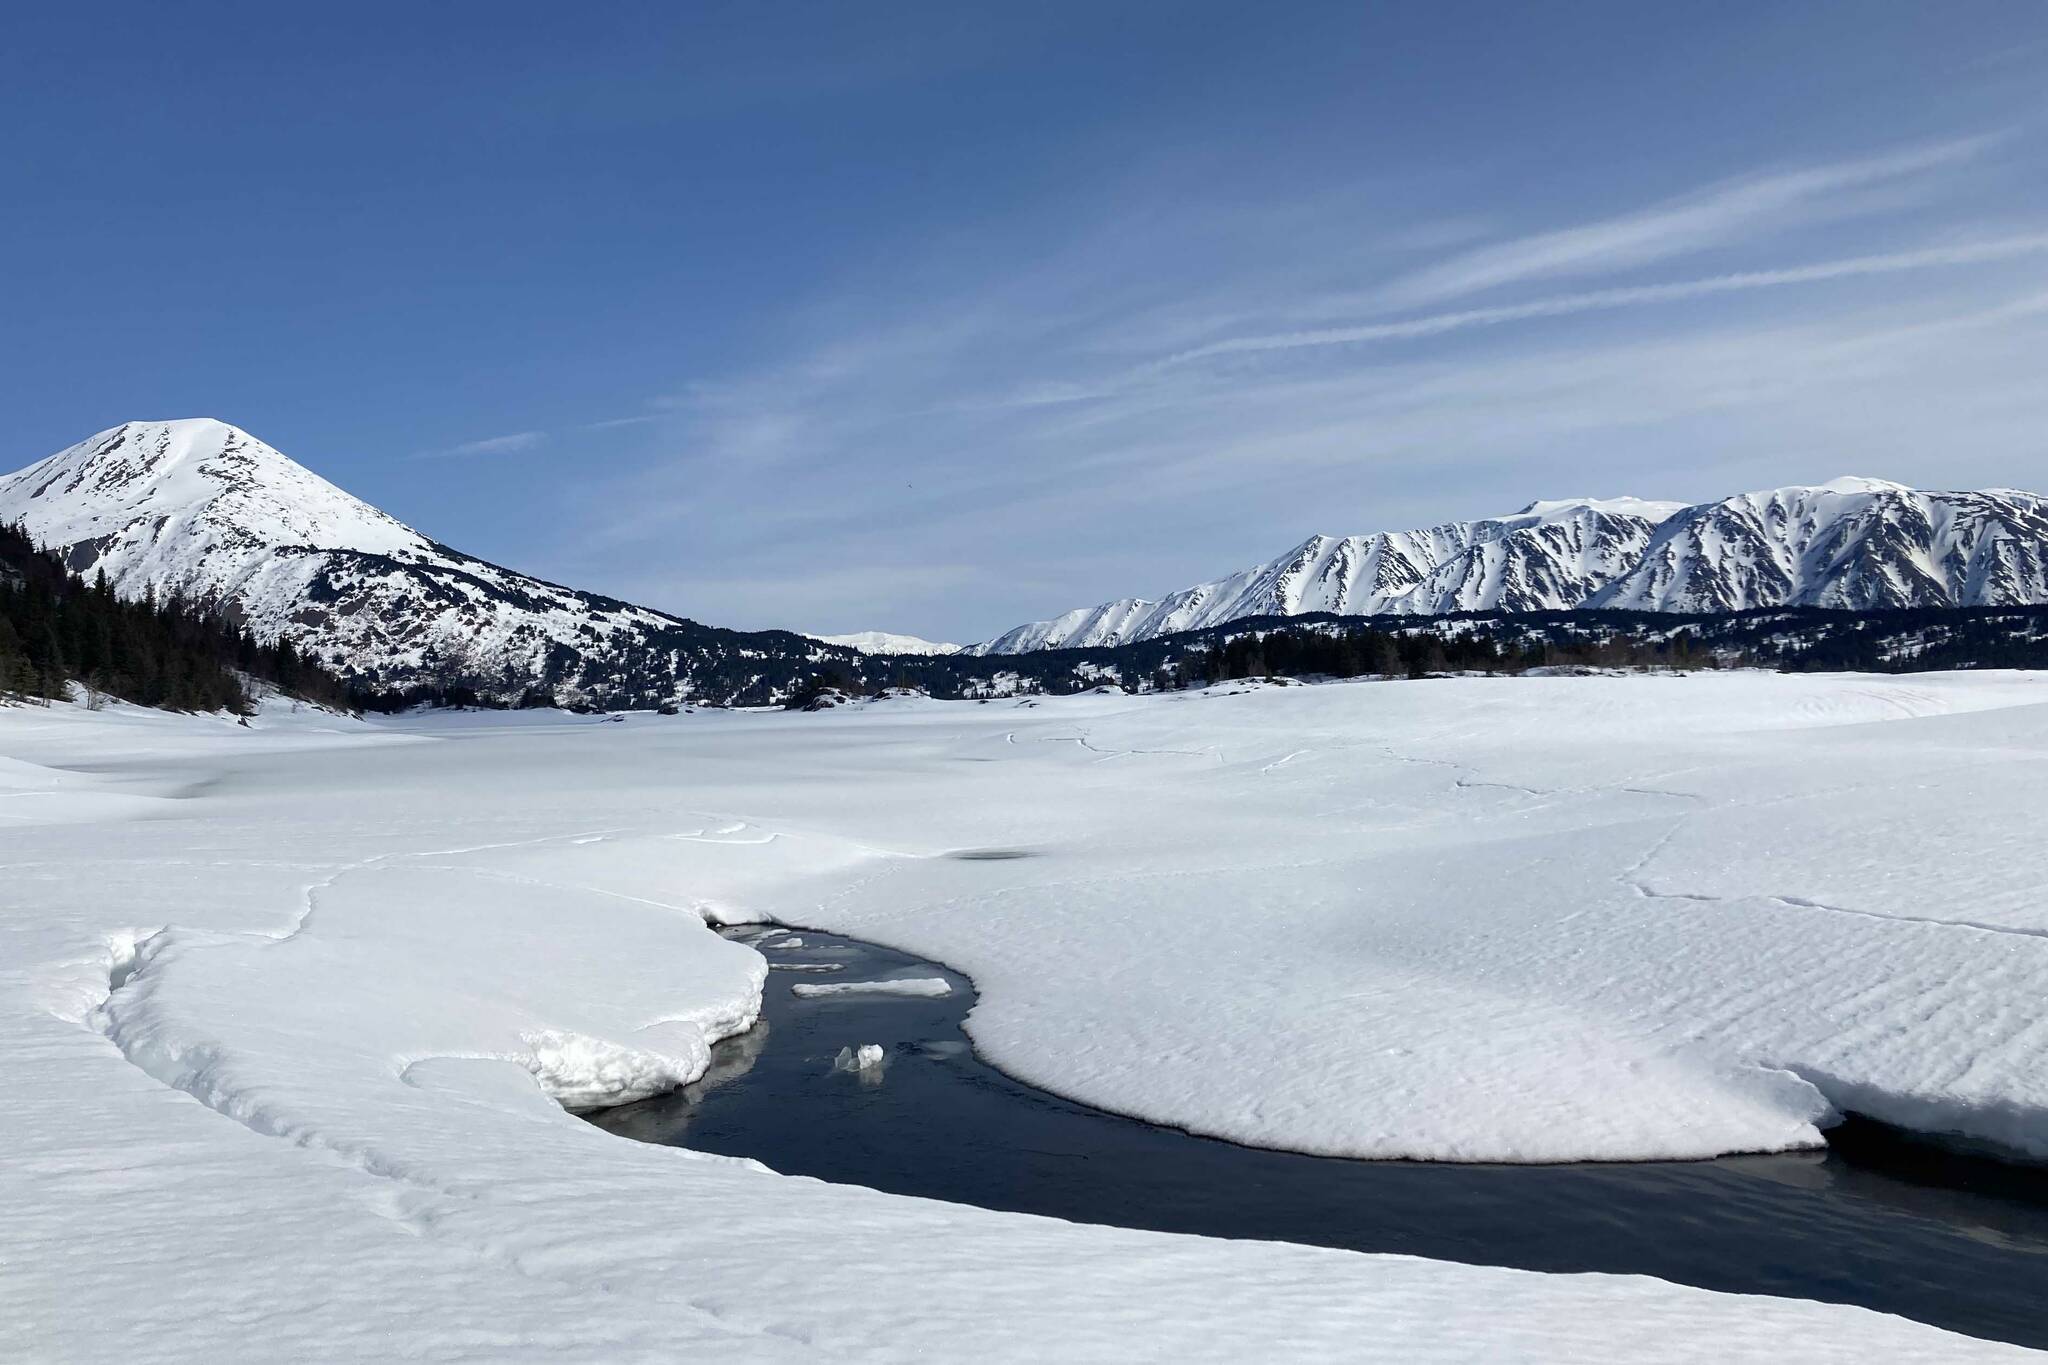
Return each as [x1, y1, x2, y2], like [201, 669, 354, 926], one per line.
[0, 521, 361, 714]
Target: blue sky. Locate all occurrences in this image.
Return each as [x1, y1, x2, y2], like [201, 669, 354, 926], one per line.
[5, 3, 2047, 642]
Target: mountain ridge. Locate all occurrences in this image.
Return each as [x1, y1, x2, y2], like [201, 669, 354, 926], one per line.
[969, 479, 2048, 652]
[12, 420, 2048, 691]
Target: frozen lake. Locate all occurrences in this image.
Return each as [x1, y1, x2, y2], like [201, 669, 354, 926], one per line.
[593, 927, 2048, 1351]
[20, 676, 2048, 1360]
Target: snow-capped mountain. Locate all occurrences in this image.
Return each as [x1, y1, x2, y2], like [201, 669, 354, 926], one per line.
[14, 421, 2048, 692]
[0, 419, 862, 704]
[972, 481, 2048, 652]
[970, 497, 1684, 653]
[1588, 478, 2048, 613]
[810, 630, 960, 656]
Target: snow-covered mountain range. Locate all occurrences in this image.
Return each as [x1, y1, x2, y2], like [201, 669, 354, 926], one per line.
[970, 478, 2048, 652]
[10, 420, 2048, 694]
[0, 419, 862, 704]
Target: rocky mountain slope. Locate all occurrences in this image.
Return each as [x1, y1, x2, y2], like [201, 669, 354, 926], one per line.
[0, 419, 862, 705]
[972, 480, 2048, 652]
[1587, 478, 2048, 612]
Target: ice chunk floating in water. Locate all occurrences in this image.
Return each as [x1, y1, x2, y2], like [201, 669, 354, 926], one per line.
[835, 1044, 887, 1073]
[793, 978, 952, 999]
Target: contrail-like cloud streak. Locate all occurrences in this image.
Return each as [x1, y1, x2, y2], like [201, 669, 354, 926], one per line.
[1150, 234, 2048, 371]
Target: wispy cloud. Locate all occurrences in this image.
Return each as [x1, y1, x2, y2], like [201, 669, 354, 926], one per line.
[546, 127, 2048, 641]
[415, 429, 547, 460]
[415, 413, 662, 460]
[1148, 233, 2048, 370]
[1377, 135, 2001, 307]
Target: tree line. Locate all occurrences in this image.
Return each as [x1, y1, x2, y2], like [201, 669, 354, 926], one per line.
[0, 520, 361, 714]
[1162, 622, 1716, 686]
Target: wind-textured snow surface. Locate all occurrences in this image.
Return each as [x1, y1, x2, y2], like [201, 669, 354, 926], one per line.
[6, 676, 2048, 1361]
[972, 480, 2048, 651]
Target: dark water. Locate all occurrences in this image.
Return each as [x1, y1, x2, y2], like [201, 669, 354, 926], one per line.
[589, 928, 2048, 1349]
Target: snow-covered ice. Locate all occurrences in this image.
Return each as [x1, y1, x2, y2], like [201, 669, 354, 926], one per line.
[6, 673, 2048, 1360]
[791, 977, 953, 999]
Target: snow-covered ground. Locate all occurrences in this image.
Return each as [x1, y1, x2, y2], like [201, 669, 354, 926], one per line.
[6, 674, 2048, 1361]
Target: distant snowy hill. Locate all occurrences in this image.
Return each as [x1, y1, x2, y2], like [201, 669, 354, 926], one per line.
[971, 481, 2048, 652]
[0, 419, 863, 705]
[811, 630, 960, 656]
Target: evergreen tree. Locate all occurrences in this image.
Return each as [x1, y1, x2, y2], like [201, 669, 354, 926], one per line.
[0, 520, 361, 714]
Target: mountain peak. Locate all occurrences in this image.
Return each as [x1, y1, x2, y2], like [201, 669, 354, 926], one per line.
[44, 417, 235, 477]
[1513, 496, 1688, 523]
[1812, 475, 1913, 496]
[121, 415, 242, 438]
[78, 416, 262, 464]
[0, 418, 425, 593]
[26, 417, 301, 491]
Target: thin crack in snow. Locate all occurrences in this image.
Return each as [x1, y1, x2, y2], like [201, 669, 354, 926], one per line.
[1766, 895, 2048, 942]
[1041, 731, 1221, 764]
[1618, 820, 2048, 939]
